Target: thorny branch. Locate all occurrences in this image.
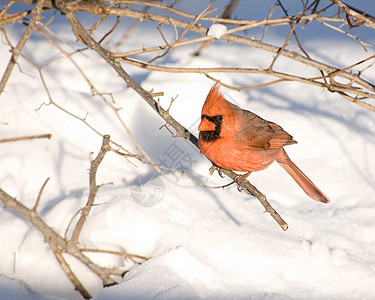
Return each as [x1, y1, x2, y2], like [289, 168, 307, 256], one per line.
[0, 0, 46, 94]
[330, 0, 375, 30]
[70, 135, 111, 244]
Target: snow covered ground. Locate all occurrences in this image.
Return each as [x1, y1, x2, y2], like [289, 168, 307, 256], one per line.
[1, 1, 375, 299]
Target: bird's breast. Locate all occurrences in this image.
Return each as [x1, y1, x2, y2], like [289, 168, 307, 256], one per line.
[198, 134, 281, 172]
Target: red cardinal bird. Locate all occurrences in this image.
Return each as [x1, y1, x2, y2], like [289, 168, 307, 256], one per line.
[198, 83, 330, 203]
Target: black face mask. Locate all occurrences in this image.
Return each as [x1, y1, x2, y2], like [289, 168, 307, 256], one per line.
[200, 114, 223, 142]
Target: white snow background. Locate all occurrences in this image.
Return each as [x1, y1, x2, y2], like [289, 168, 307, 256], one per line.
[1, 0, 375, 299]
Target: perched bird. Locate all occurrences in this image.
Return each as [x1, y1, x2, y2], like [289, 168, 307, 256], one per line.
[198, 83, 330, 203]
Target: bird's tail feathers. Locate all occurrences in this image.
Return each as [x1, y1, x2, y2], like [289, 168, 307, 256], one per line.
[277, 149, 330, 203]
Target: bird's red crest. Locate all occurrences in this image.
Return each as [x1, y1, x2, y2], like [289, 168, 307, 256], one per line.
[201, 83, 228, 116]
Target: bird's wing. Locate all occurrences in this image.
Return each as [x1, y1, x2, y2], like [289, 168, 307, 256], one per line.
[267, 122, 297, 148]
[237, 110, 296, 150]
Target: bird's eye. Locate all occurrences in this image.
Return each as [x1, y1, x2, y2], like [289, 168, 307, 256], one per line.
[207, 115, 223, 126]
[214, 115, 223, 124]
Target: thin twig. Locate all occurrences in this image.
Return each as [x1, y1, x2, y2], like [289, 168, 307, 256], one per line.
[111, 5, 150, 51]
[276, 1, 328, 84]
[20, 47, 136, 161]
[70, 135, 111, 244]
[316, 17, 372, 49]
[268, 18, 299, 70]
[0, 134, 52, 144]
[148, 1, 214, 64]
[81, 248, 148, 264]
[98, 16, 120, 44]
[33, 177, 51, 212]
[205, 74, 286, 92]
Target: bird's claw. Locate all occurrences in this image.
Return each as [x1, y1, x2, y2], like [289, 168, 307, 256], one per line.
[209, 165, 224, 178]
[233, 172, 251, 192]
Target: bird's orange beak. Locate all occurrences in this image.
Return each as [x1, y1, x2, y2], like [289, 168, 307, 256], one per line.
[198, 117, 216, 132]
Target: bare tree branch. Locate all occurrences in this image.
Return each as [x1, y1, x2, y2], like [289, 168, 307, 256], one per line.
[50, 241, 92, 299]
[27, 1, 369, 112]
[116, 57, 375, 111]
[0, 0, 47, 94]
[59, 2, 373, 93]
[34, 27, 163, 174]
[0, 135, 147, 298]
[70, 135, 111, 244]
[330, 0, 375, 29]
[221, 170, 288, 231]
[4, 1, 374, 104]
[59, 6, 290, 230]
[60, 7, 199, 145]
